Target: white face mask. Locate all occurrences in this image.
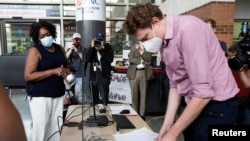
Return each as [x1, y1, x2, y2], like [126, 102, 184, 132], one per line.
[140, 24, 163, 53]
[41, 36, 53, 47]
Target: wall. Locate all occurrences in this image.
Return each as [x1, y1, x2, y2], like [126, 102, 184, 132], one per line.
[183, 2, 235, 48]
[160, 0, 235, 16]
[235, 0, 250, 19]
[160, 0, 235, 47]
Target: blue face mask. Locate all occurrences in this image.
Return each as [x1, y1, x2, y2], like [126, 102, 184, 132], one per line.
[41, 36, 53, 47]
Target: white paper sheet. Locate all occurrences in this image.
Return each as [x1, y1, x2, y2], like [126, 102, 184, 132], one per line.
[113, 127, 158, 141]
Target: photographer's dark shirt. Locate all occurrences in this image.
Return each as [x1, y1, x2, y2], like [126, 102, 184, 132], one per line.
[86, 43, 114, 78]
[67, 46, 83, 78]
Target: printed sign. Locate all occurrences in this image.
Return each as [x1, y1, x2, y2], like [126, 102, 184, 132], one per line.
[0, 4, 60, 17]
[75, 0, 105, 21]
[109, 73, 131, 104]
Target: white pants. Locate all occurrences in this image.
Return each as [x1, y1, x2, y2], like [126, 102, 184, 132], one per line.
[29, 96, 63, 141]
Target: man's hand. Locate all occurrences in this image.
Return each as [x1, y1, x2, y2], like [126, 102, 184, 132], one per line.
[70, 45, 77, 52]
[135, 44, 144, 53]
[91, 38, 96, 48]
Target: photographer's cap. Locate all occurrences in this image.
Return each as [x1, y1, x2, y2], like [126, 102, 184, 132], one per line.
[95, 32, 104, 40]
[72, 33, 81, 39]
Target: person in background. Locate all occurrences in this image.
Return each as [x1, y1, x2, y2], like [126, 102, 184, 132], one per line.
[235, 60, 250, 125]
[204, 18, 228, 56]
[24, 21, 70, 141]
[65, 32, 84, 103]
[127, 43, 154, 120]
[0, 83, 27, 141]
[123, 2, 239, 141]
[86, 32, 114, 106]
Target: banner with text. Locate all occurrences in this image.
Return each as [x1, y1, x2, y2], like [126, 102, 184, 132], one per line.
[0, 4, 60, 18]
[109, 73, 131, 104]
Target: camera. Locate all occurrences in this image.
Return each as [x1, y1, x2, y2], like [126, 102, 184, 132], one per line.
[94, 40, 103, 47]
[74, 43, 80, 48]
[228, 21, 250, 71]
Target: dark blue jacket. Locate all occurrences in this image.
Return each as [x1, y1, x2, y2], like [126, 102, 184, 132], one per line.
[86, 43, 114, 78]
[219, 40, 228, 55]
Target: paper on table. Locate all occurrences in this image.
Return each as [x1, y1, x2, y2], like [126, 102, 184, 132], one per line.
[109, 105, 138, 115]
[113, 127, 158, 141]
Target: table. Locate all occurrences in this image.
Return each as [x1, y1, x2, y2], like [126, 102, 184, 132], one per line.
[60, 104, 152, 141]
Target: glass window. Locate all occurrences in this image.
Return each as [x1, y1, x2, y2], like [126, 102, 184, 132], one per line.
[63, 0, 74, 3]
[63, 20, 76, 47]
[4, 21, 35, 55]
[63, 5, 76, 17]
[110, 32, 125, 55]
[0, 0, 61, 2]
[106, 6, 126, 18]
[106, 0, 125, 3]
[106, 20, 126, 55]
[63, 0, 126, 4]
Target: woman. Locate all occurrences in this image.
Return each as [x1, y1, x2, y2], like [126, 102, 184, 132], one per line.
[24, 21, 70, 141]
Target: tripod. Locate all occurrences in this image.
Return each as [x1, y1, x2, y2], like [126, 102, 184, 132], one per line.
[86, 80, 109, 126]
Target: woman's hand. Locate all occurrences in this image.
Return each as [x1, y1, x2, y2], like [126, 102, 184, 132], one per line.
[64, 98, 71, 105]
[55, 65, 70, 78]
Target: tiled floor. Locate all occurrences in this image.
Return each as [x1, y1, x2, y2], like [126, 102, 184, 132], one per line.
[9, 88, 184, 141]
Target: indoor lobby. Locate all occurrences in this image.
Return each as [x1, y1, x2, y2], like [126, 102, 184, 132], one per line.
[1, 0, 249, 141]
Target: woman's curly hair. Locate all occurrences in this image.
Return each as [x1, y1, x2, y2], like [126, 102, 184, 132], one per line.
[123, 2, 163, 35]
[29, 20, 57, 45]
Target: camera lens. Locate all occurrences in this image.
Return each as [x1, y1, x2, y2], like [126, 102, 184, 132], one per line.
[94, 40, 101, 47]
[75, 44, 80, 48]
[228, 58, 244, 71]
[228, 53, 249, 71]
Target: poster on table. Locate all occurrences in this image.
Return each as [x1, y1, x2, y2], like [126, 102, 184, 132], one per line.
[109, 73, 131, 104]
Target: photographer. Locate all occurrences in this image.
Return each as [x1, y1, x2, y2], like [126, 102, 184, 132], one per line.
[65, 32, 84, 103]
[237, 66, 250, 125]
[86, 32, 114, 105]
[228, 21, 250, 125]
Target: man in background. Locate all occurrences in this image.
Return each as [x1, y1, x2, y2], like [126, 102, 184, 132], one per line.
[86, 32, 114, 105]
[204, 18, 228, 56]
[127, 43, 154, 120]
[66, 32, 84, 103]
